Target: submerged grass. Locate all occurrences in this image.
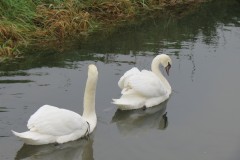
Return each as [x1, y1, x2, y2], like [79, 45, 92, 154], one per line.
[0, 0, 207, 61]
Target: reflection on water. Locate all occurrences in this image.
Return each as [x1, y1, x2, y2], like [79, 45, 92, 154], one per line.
[111, 101, 168, 135]
[15, 136, 94, 160]
[0, 80, 33, 84]
[0, 107, 8, 112]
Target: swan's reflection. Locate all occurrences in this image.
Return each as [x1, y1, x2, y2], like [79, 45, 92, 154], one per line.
[112, 101, 168, 135]
[15, 135, 94, 160]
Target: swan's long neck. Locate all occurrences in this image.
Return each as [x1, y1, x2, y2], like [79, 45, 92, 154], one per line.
[82, 72, 98, 133]
[151, 56, 171, 95]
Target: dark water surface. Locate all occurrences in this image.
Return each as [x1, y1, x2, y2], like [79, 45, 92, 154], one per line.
[1, 0, 240, 159]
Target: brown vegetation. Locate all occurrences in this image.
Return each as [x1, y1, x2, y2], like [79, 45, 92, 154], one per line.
[0, 0, 207, 61]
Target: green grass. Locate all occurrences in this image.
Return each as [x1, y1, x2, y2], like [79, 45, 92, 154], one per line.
[0, 0, 207, 61]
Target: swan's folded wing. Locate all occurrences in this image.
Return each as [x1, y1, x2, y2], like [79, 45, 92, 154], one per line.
[127, 70, 167, 97]
[27, 105, 58, 126]
[118, 67, 140, 89]
[27, 105, 88, 136]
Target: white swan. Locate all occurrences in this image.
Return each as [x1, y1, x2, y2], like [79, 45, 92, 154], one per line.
[12, 64, 98, 145]
[112, 54, 172, 110]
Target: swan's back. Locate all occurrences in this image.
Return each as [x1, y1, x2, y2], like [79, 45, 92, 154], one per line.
[118, 67, 140, 89]
[127, 70, 167, 97]
[28, 105, 88, 136]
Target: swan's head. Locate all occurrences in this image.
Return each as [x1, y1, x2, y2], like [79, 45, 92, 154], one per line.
[88, 64, 98, 78]
[159, 54, 172, 76]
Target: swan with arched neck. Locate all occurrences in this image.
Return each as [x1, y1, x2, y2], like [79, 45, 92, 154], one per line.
[112, 54, 172, 110]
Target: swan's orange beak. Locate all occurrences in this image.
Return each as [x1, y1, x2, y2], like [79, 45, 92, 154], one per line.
[165, 62, 171, 76]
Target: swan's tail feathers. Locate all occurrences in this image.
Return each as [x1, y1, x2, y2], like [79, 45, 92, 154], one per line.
[12, 130, 55, 145]
[112, 95, 146, 110]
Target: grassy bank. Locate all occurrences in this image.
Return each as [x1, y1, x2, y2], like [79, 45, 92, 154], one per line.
[0, 0, 207, 61]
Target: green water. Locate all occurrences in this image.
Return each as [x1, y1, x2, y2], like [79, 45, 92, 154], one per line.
[1, 0, 240, 159]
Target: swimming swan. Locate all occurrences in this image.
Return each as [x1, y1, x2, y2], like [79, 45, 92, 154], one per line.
[12, 64, 98, 145]
[112, 54, 172, 110]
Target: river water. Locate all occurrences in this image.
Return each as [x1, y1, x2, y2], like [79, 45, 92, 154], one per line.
[1, 0, 240, 159]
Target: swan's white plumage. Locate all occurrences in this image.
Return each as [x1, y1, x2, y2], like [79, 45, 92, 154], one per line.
[113, 54, 172, 110]
[125, 70, 167, 97]
[118, 67, 140, 89]
[12, 105, 89, 145]
[28, 105, 89, 136]
[12, 64, 98, 145]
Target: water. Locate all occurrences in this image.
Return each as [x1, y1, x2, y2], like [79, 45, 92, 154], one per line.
[1, 0, 240, 159]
